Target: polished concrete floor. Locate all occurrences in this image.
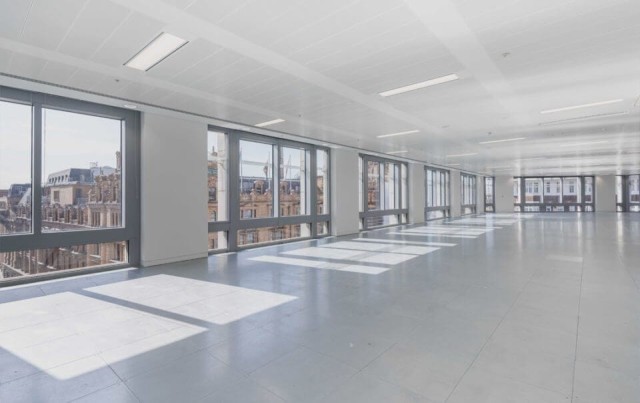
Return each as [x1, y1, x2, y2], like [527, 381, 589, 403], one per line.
[1, 213, 639, 402]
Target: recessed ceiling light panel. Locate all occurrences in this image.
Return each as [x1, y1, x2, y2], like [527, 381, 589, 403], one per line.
[377, 129, 419, 138]
[478, 137, 526, 145]
[446, 153, 478, 158]
[125, 32, 188, 71]
[540, 99, 623, 114]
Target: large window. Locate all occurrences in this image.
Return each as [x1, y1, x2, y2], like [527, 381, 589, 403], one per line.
[425, 167, 450, 220]
[461, 173, 477, 215]
[514, 176, 595, 212]
[359, 155, 408, 230]
[0, 86, 139, 284]
[484, 177, 495, 212]
[208, 127, 330, 252]
[616, 175, 640, 212]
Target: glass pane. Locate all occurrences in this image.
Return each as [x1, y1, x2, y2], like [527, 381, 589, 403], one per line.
[358, 157, 363, 212]
[1, 241, 127, 281]
[514, 177, 522, 204]
[616, 176, 623, 204]
[0, 101, 32, 236]
[367, 161, 380, 210]
[584, 177, 593, 203]
[401, 164, 407, 209]
[383, 162, 398, 210]
[629, 175, 640, 204]
[563, 177, 581, 203]
[237, 224, 308, 247]
[426, 169, 433, 207]
[317, 221, 329, 236]
[42, 109, 122, 232]
[316, 149, 329, 214]
[544, 177, 562, 204]
[208, 231, 228, 251]
[366, 214, 398, 228]
[524, 178, 543, 204]
[239, 140, 273, 219]
[485, 177, 494, 204]
[207, 131, 228, 221]
[280, 147, 306, 216]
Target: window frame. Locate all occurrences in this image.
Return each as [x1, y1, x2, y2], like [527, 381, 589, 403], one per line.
[514, 176, 595, 213]
[358, 154, 409, 230]
[460, 173, 477, 215]
[425, 166, 451, 220]
[207, 125, 330, 252]
[0, 85, 140, 284]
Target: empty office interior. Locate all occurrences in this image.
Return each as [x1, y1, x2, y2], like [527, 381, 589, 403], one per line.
[0, 1, 639, 402]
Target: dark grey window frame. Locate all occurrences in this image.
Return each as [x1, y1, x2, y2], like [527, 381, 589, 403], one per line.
[207, 126, 330, 252]
[461, 173, 477, 215]
[425, 166, 451, 221]
[615, 174, 639, 212]
[484, 176, 495, 213]
[514, 176, 595, 213]
[359, 154, 409, 230]
[0, 85, 140, 285]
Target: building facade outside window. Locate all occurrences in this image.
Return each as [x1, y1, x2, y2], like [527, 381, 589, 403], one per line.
[484, 177, 495, 212]
[616, 175, 640, 212]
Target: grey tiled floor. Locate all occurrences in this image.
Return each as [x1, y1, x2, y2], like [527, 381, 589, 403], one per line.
[1, 213, 639, 402]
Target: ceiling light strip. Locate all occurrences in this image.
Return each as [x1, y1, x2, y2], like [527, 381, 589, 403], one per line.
[377, 129, 419, 138]
[478, 137, 526, 145]
[255, 118, 285, 127]
[540, 99, 623, 114]
[446, 153, 478, 158]
[379, 74, 459, 97]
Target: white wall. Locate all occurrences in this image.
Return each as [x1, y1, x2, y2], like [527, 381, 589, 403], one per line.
[330, 148, 360, 236]
[596, 175, 616, 212]
[450, 170, 461, 217]
[495, 175, 514, 213]
[408, 162, 425, 223]
[140, 113, 208, 266]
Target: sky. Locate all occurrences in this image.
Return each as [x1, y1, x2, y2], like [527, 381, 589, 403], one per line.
[0, 101, 120, 189]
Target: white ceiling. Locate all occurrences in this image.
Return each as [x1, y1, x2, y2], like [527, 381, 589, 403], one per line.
[1, 0, 639, 175]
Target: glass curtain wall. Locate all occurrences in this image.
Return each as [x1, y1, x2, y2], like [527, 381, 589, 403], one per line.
[616, 175, 640, 212]
[425, 167, 450, 220]
[514, 176, 595, 212]
[359, 154, 408, 229]
[484, 177, 495, 212]
[461, 173, 477, 215]
[207, 127, 330, 251]
[0, 86, 139, 284]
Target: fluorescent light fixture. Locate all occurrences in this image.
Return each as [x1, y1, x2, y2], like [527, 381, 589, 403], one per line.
[448, 163, 461, 166]
[559, 140, 609, 147]
[255, 118, 285, 127]
[387, 150, 408, 154]
[479, 137, 526, 145]
[379, 74, 459, 97]
[446, 153, 478, 158]
[123, 104, 138, 109]
[377, 129, 419, 138]
[540, 99, 623, 114]
[125, 33, 188, 71]
[539, 111, 628, 126]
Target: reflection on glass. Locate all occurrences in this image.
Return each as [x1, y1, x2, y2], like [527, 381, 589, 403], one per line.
[0, 101, 32, 236]
[0, 241, 127, 281]
[238, 224, 309, 247]
[208, 131, 228, 221]
[239, 140, 273, 219]
[280, 147, 305, 216]
[367, 161, 381, 210]
[208, 231, 228, 251]
[41, 109, 122, 232]
[317, 149, 329, 215]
